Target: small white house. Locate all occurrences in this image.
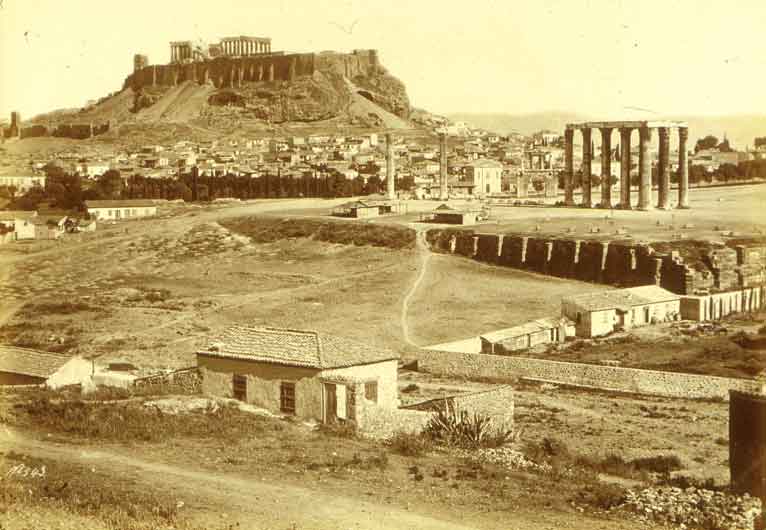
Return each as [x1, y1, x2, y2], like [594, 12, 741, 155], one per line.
[0, 210, 38, 240]
[85, 199, 157, 221]
[562, 286, 681, 338]
[0, 345, 92, 388]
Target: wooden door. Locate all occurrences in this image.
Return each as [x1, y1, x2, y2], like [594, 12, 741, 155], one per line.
[324, 383, 337, 423]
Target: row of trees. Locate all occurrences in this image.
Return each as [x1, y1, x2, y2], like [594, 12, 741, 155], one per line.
[5, 165, 416, 212]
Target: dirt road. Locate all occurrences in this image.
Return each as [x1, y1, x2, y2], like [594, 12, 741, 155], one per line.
[0, 428, 653, 530]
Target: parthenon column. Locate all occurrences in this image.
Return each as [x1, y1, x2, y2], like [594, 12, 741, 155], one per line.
[564, 128, 574, 205]
[581, 128, 592, 207]
[657, 127, 670, 209]
[619, 128, 632, 209]
[600, 127, 613, 208]
[439, 133, 448, 200]
[677, 127, 690, 208]
[638, 126, 653, 210]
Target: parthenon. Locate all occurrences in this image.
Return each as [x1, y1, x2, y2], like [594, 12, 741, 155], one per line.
[219, 36, 271, 56]
[563, 121, 690, 210]
[170, 36, 272, 64]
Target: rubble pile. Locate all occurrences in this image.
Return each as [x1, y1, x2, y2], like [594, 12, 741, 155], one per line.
[472, 446, 552, 473]
[621, 486, 761, 530]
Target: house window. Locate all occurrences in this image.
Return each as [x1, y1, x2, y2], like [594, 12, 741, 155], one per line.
[280, 382, 296, 414]
[233, 374, 247, 401]
[364, 381, 378, 403]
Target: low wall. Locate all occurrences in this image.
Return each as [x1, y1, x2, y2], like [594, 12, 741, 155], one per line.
[417, 350, 760, 401]
[730, 390, 766, 497]
[134, 367, 201, 394]
[356, 385, 514, 439]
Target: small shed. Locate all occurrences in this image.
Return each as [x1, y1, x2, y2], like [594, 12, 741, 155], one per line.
[480, 318, 574, 354]
[562, 285, 681, 338]
[432, 203, 480, 225]
[332, 200, 380, 219]
[0, 345, 92, 388]
[197, 326, 400, 423]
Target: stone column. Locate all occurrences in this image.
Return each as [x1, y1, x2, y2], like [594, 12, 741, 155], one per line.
[386, 133, 396, 200]
[619, 128, 632, 209]
[657, 127, 670, 209]
[600, 127, 613, 208]
[581, 127, 592, 207]
[677, 127, 690, 208]
[638, 126, 653, 210]
[564, 128, 574, 205]
[171, 45, 176, 63]
[439, 133, 448, 200]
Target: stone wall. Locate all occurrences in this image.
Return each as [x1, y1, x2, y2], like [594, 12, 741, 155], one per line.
[124, 50, 379, 91]
[355, 385, 515, 440]
[417, 349, 760, 400]
[730, 390, 766, 497]
[426, 229, 766, 296]
[134, 367, 201, 395]
[18, 121, 110, 140]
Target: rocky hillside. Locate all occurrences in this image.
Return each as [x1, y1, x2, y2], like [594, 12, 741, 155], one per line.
[29, 50, 414, 134]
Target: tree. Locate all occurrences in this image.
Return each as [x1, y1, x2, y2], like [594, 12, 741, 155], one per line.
[694, 135, 719, 153]
[94, 169, 124, 200]
[717, 138, 733, 152]
[755, 137, 766, 149]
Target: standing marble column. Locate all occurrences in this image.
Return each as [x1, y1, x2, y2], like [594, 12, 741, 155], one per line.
[638, 126, 653, 210]
[657, 127, 670, 209]
[386, 133, 395, 200]
[600, 127, 613, 208]
[564, 128, 574, 205]
[677, 127, 690, 208]
[581, 128, 592, 207]
[619, 128, 632, 209]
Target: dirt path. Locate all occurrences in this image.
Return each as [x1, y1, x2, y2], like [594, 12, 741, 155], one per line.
[0, 429, 652, 530]
[401, 228, 432, 347]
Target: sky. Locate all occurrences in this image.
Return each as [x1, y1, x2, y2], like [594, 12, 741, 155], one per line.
[2, 0, 766, 120]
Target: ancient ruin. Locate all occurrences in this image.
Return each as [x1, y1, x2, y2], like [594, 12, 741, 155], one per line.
[564, 121, 690, 210]
[170, 36, 273, 64]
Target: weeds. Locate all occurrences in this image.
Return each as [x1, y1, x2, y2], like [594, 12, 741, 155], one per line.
[388, 431, 433, 457]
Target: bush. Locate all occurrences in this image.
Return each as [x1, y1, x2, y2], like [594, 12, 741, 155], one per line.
[630, 455, 683, 474]
[424, 402, 513, 449]
[574, 482, 627, 510]
[388, 431, 433, 457]
[317, 420, 357, 438]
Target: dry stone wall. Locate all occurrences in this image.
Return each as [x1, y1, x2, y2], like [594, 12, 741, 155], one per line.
[134, 367, 201, 395]
[417, 350, 760, 401]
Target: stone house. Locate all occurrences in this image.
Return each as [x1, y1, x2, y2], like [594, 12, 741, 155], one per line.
[680, 286, 764, 321]
[197, 326, 399, 423]
[85, 199, 157, 221]
[0, 211, 37, 240]
[562, 285, 681, 338]
[0, 345, 92, 388]
[464, 159, 503, 195]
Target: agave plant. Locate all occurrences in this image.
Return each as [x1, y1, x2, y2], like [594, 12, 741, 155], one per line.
[425, 400, 513, 448]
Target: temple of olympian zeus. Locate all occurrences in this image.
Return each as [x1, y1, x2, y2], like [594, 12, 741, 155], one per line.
[563, 120, 690, 210]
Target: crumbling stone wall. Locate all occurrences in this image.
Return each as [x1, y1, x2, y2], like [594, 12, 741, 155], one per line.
[426, 229, 766, 295]
[417, 350, 760, 400]
[730, 390, 766, 497]
[134, 367, 201, 395]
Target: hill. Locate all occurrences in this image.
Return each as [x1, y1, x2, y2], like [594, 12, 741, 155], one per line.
[25, 50, 416, 141]
[448, 112, 766, 149]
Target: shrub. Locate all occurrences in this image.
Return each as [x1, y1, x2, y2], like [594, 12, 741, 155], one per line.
[574, 482, 627, 510]
[424, 402, 513, 449]
[388, 431, 433, 457]
[630, 455, 683, 474]
[317, 420, 357, 439]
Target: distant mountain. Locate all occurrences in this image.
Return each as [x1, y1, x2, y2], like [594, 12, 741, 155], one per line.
[447, 112, 766, 150]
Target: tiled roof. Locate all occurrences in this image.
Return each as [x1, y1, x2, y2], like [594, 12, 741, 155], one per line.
[198, 326, 399, 369]
[85, 199, 156, 209]
[481, 318, 570, 342]
[564, 286, 680, 312]
[0, 345, 72, 378]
